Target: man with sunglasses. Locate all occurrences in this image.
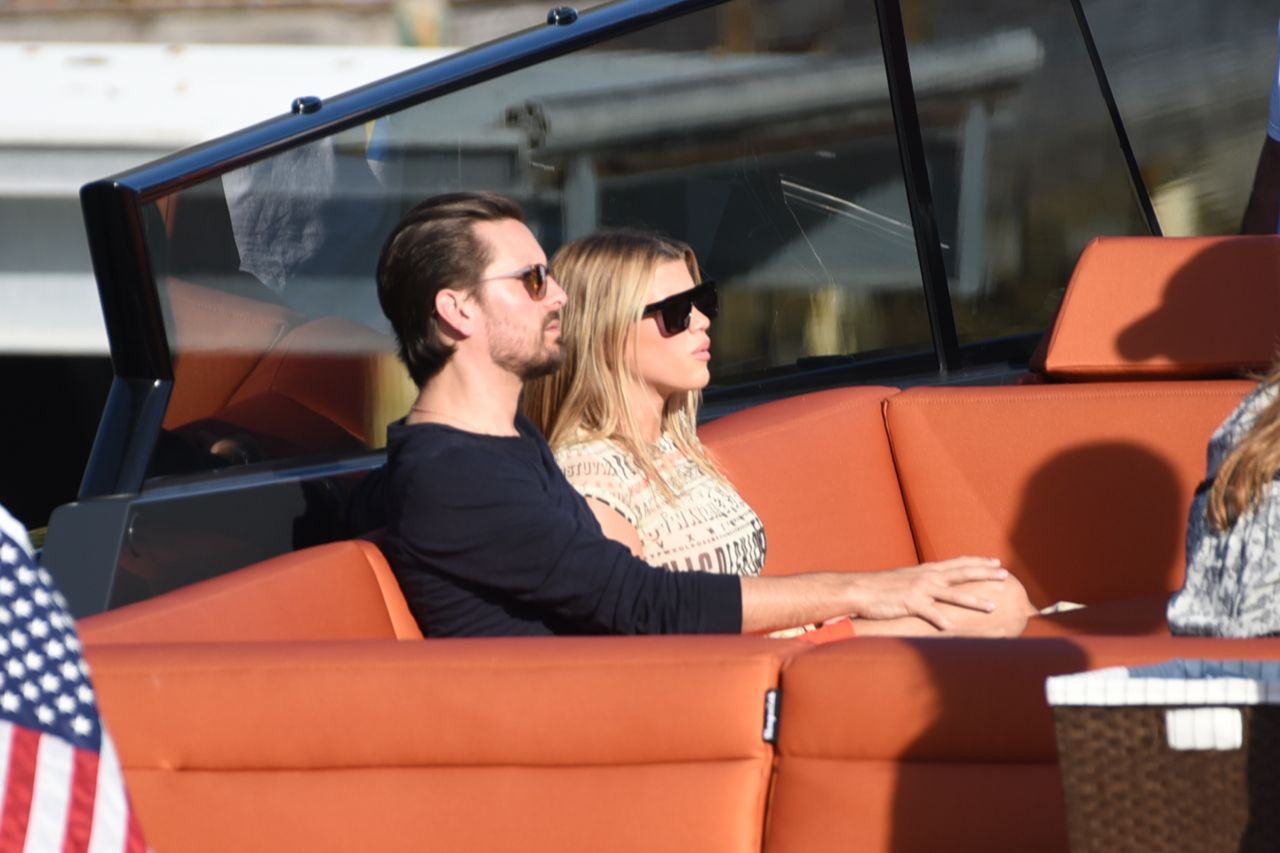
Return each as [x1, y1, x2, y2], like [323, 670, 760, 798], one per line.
[374, 192, 1020, 638]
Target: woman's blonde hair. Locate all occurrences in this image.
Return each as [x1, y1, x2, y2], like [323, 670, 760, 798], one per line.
[523, 229, 722, 499]
[1208, 363, 1280, 530]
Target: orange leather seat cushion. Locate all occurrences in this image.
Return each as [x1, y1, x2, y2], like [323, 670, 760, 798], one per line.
[1022, 592, 1172, 637]
[765, 635, 1280, 853]
[884, 381, 1252, 608]
[701, 387, 917, 576]
[87, 636, 798, 853]
[1040, 236, 1280, 380]
[79, 540, 420, 644]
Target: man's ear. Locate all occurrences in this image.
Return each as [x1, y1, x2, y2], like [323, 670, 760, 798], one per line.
[434, 288, 477, 338]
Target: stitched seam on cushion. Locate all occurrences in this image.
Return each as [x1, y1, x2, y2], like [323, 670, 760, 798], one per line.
[708, 391, 900, 448]
[882, 397, 926, 564]
[121, 755, 777, 772]
[890, 386, 1251, 406]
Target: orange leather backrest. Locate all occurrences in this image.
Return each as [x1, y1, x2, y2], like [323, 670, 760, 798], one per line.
[79, 540, 420, 644]
[701, 387, 917, 576]
[1040, 236, 1280, 380]
[162, 278, 302, 429]
[884, 381, 1252, 607]
[765, 635, 1280, 853]
[87, 636, 796, 853]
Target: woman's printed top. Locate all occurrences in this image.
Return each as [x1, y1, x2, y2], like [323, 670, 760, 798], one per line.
[555, 434, 767, 576]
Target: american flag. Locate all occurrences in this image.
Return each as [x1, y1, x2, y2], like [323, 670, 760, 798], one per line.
[0, 507, 147, 852]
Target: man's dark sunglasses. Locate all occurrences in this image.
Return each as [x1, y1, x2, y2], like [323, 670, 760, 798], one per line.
[480, 263, 551, 301]
[641, 281, 718, 335]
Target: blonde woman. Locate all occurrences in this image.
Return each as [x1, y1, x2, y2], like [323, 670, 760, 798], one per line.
[523, 229, 1034, 638]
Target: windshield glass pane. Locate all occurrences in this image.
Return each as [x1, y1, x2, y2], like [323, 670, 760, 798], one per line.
[1082, 0, 1277, 236]
[141, 0, 930, 479]
[902, 1, 1153, 345]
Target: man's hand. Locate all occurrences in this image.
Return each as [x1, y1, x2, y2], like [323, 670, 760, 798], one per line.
[844, 557, 1009, 630]
[739, 557, 1027, 636]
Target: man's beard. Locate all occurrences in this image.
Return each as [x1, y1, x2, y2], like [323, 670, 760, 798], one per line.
[490, 314, 564, 381]
[511, 345, 564, 381]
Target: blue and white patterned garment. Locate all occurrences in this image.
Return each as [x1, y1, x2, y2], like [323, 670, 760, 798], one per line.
[1168, 381, 1280, 637]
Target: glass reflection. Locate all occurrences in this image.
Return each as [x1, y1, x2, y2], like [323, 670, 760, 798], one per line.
[903, 1, 1153, 344]
[136, 0, 1232, 479]
[1082, 0, 1277, 236]
[143, 0, 933, 479]
[559, 7, 933, 376]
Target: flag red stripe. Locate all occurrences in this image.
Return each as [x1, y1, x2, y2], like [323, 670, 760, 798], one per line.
[123, 809, 147, 853]
[60, 748, 98, 853]
[0, 725, 41, 851]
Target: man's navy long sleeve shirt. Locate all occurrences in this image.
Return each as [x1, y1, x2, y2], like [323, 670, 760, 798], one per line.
[383, 415, 743, 637]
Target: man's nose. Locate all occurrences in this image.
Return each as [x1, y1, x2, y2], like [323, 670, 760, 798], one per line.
[545, 275, 568, 309]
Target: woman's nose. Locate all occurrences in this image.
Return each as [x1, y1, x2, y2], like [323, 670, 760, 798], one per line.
[689, 306, 711, 332]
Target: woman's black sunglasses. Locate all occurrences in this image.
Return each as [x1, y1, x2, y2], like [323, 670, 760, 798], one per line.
[480, 263, 551, 301]
[642, 281, 718, 335]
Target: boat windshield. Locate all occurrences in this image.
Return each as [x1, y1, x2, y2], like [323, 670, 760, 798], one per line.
[122, 0, 1149, 481]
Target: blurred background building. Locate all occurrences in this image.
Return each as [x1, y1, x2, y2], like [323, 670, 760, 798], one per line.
[0, 0, 543, 45]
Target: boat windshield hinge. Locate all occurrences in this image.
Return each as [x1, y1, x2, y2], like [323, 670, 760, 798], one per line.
[546, 6, 578, 26]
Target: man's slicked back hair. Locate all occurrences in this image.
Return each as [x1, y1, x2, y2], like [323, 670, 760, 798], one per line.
[376, 192, 525, 386]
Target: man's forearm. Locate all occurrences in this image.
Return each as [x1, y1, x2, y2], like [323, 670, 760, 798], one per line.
[738, 558, 1011, 635]
[739, 573, 858, 633]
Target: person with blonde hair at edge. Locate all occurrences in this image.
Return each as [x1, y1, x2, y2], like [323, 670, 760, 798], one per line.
[1169, 364, 1280, 636]
[523, 228, 1034, 639]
